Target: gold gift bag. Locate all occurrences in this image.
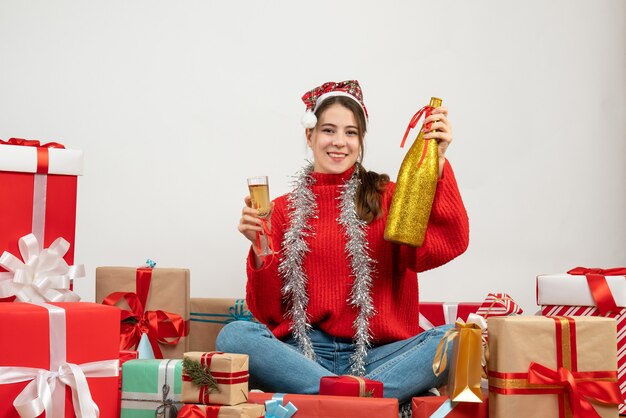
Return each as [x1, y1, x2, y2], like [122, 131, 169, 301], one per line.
[385, 97, 441, 247]
[434, 317, 484, 403]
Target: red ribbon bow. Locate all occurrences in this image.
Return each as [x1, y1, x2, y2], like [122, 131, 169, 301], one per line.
[528, 362, 624, 418]
[399, 105, 434, 170]
[103, 291, 186, 358]
[0, 137, 65, 174]
[567, 267, 626, 315]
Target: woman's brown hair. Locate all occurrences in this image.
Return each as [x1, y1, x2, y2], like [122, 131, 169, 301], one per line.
[314, 96, 390, 224]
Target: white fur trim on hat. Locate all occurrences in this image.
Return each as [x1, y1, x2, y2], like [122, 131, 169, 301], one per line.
[301, 110, 317, 129]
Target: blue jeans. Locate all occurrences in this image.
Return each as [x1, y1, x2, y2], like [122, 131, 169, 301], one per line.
[216, 321, 451, 403]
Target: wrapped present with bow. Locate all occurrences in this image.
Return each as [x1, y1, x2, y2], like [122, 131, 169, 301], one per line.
[538, 267, 626, 414]
[189, 298, 256, 352]
[488, 316, 623, 417]
[0, 302, 120, 417]
[120, 359, 183, 418]
[181, 351, 249, 406]
[319, 375, 384, 397]
[177, 403, 265, 418]
[96, 264, 190, 358]
[0, 138, 83, 301]
[0, 233, 84, 302]
[433, 314, 487, 403]
[247, 392, 398, 418]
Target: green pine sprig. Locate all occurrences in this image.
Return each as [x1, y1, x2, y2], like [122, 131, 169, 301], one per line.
[182, 357, 219, 392]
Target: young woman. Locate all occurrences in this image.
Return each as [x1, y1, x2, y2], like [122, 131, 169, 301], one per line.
[217, 80, 469, 405]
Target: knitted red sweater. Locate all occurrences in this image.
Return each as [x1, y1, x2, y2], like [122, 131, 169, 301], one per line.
[246, 161, 469, 344]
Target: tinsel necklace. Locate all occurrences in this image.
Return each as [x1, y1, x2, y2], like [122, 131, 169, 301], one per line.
[278, 163, 376, 376]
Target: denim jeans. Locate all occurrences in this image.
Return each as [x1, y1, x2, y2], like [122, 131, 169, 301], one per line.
[216, 321, 452, 403]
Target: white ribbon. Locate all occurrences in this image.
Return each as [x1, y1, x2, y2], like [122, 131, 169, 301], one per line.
[0, 233, 84, 302]
[0, 303, 119, 418]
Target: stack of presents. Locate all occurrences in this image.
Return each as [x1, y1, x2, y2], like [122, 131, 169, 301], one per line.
[0, 137, 624, 417]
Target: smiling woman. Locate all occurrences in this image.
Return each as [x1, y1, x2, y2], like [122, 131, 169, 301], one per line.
[221, 79, 470, 408]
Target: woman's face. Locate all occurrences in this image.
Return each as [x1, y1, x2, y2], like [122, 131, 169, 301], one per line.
[307, 103, 362, 174]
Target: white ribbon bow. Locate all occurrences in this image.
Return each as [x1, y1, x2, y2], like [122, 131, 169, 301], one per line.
[0, 233, 84, 302]
[0, 360, 119, 418]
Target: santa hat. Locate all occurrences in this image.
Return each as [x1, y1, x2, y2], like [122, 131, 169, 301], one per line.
[300, 80, 368, 128]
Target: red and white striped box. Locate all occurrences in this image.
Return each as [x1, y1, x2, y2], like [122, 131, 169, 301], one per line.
[541, 304, 626, 414]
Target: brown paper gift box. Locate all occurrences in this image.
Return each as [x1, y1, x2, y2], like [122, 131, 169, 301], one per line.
[96, 266, 190, 359]
[178, 403, 264, 418]
[487, 316, 621, 418]
[189, 298, 255, 352]
[182, 351, 249, 406]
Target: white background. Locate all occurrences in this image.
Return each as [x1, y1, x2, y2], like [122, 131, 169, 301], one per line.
[1, 0, 624, 314]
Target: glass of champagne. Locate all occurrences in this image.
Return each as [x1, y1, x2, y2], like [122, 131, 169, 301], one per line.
[247, 176, 273, 257]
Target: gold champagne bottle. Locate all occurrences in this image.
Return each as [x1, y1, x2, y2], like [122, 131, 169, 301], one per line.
[384, 97, 442, 247]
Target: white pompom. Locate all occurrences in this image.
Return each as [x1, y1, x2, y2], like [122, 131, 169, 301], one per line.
[301, 110, 317, 128]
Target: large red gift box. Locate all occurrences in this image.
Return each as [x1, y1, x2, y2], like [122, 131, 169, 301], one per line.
[247, 391, 398, 418]
[0, 302, 120, 417]
[411, 391, 488, 417]
[0, 139, 83, 280]
[319, 375, 384, 397]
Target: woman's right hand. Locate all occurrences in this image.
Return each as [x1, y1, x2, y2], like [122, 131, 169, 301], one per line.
[238, 196, 274, 244]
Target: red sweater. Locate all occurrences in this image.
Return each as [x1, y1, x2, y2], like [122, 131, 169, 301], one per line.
[246, 161, 469, 344]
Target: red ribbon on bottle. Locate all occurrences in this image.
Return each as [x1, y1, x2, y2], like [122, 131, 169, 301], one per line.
[489, 317, 624, 418]
[102, 267, 186, 358]
[399, 106, 434, 169]
[567, 267, 626, 315]
[1, 137, 65, 174]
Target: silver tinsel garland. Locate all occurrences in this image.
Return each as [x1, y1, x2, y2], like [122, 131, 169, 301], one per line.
[278, 163, 376, 376]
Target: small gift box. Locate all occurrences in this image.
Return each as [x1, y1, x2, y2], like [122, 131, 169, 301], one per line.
[418, 302, 482, 332]
[411, 390, 488, 417]
[182, 351, 249, 406]
[120, 358, 183, 418]
[488, 316, 623, 417]
[0, 138, 83, 301]
[189, 298, 256, 351]
[319, 375, 384, 397]
[248, 392, 398, 418]
[178, 403, 265, 418]
[0, 302, 120, 417]
[96, 265, 190, 358]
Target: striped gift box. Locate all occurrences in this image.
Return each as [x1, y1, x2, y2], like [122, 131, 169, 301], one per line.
[541, 305, 626, 414]
[182, 351, 249, 406]
[476, 293, 523, 317]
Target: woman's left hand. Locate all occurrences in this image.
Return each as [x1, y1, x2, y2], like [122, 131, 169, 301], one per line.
[422, 106, 453, 178]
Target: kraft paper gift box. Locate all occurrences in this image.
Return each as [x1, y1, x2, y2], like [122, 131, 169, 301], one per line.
[178, 403, 265, 418]
[247, 392, 399, 418]
[487, 316, 623, 418]
[0, 139, 83, 300]
[411, 390, 488, 418]
[538, 267, 626, 414]
[319, 375, 384, 397]
[120, 359, 182, 418]
[189, 298, 256, 352]
[182, 351, 249, 406]
[0, 302, 120, 417]
[96, 266, 190, 358]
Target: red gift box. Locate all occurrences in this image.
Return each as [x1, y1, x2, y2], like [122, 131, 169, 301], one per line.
[0, 139, 83, 285]
[0, 302, 120, 417]
[418, 302, 482, 332]
[319, 375, 383, 397]
[247, 392, 398, 418]
[411, 391, 488, 417]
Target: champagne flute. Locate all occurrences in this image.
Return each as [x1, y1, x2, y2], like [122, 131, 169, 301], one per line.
[247, 176, 273, 257]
